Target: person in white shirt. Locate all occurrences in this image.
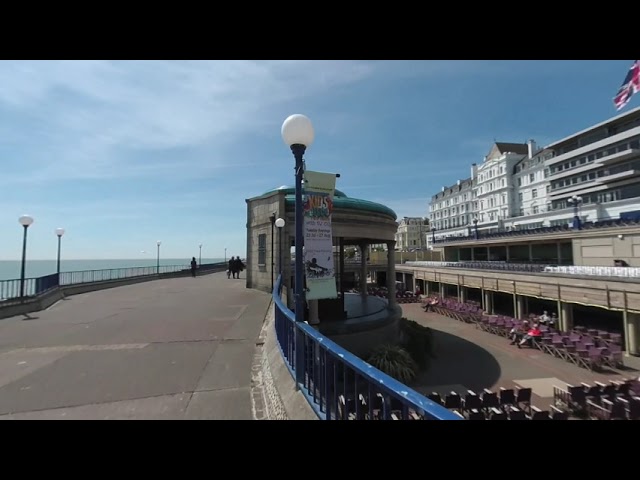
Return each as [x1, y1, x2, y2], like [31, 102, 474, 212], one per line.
[539, 311, 550, 325]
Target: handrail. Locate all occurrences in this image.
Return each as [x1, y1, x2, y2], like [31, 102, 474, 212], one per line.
[0, 262, 228, 302]
[271, 274, 462, 420]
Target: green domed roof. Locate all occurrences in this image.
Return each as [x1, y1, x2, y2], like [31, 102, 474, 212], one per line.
[263, 185, 348, 198]
[261, 185, 396, 220]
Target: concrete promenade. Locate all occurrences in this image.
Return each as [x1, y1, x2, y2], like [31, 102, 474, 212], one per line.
[0, 272, 271, 419]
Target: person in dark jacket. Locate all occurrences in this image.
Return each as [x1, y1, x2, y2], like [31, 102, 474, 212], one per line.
[228, 256, 235, 279]
[190, 257, 197, 277]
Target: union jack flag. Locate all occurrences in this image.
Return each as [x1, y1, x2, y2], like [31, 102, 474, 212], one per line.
[613, 60, 640, 110]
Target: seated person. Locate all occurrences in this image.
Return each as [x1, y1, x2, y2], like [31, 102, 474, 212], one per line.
[518, 323, 542, 348]
[548, 313, 557, 328]
[509, 320, 529, 345]
[538, 311, 550, 325]
[422, 297, 438, 312]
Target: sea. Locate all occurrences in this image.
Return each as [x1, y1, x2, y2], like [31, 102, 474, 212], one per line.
[0, 258, 227, 281]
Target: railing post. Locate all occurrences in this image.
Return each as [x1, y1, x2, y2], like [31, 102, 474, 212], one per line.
[295, 326, 305, 389]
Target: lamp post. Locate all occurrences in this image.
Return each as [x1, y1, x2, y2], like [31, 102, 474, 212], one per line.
[18, 215, 34, 299]
[568, 195, 583, 230]
[275, 217, 285, 275]
[270, 213, 276, 292]
[224, 247, 227, 263]
[282, 114, 314, 387]
[156, 241, 161, 274]
[281, 113, 314, 325]
[473, 217, 479, 239]
[55, 228, 65, 280]
[199, 243, 203, 266]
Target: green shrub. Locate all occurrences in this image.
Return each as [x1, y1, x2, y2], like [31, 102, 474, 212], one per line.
[367, 344, 417, 384]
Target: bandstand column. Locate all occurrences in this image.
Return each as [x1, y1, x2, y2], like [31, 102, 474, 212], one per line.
[359, 241, 368, 298]
[386, 241, 397, 306]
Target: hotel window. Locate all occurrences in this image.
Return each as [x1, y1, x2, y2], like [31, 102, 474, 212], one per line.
[529, 173, 535, 182]
[532, 189, 538, 199]
[533, 206, 539, 214]
[518, 193, 523, 202]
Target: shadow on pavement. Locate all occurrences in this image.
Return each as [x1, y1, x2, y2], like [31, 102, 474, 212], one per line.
[411, 329, 501, 393]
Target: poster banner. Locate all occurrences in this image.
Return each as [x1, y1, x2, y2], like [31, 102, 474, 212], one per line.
[303, 170, 338, 300]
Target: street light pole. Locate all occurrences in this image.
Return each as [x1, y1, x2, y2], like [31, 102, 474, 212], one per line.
[282, 114, 314, 388]
[270, 213, 276, 292]
[55, 228, 65, 282]
[275, 217, 285, 276]
[156, 241, 161, 274]
[224, 247, 227, 263]
[199, 243, 203, 266]
[282, 114, 314, 325]
[473, 218, 479, 239]
[18, 215, 34, 299]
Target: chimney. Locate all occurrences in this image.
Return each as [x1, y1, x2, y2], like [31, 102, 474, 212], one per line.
[471, 163, 477, 179]
[528, 139, 537, 159]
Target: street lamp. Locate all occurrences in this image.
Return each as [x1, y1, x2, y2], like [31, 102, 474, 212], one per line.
[199, 243, 203, 266]
[18, 214, 34, 299]
[282, 113, 314, 325]
[473, 217, 479, 239]
[156, 241, 161, 274]
[270, 213, 276, 292]
[224, 247, 227, 263]
[568, 195, 583, 230]
[282, 114, 314, 387]
[275, 217, 285, 275]
[55, 228, 65, 280]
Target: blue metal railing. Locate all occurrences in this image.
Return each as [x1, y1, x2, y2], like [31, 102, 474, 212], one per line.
[0, 262, 227, 303]
[272, 274, 462, 420]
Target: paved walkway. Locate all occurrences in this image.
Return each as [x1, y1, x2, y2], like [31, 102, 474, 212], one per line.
[0, 272, 270, 419]
[402, 304, 640, 410]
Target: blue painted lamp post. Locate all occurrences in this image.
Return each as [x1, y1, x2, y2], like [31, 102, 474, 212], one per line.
[18, 214, 34, 299]
[281, 114, 314, 386]
[281, 113, 314, 321]
[55, 228, 65, 280]
[199, 243, 203, 266]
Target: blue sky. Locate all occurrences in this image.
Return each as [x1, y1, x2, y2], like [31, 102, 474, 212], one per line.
[0, 60, 637, 260]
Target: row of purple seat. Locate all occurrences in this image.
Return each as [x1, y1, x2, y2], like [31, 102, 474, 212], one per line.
[429, 297, 625, 372]
[425, 386, 568, 420]
[553, 379, 640, 420]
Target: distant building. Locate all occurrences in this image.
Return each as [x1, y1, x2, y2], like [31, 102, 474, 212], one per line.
[473, 142, 529, 233]
[429, 176, 476, 243]
[507, 143, 554, 229]
[545, 105, 640, 225]
[395, 216, 429, 250]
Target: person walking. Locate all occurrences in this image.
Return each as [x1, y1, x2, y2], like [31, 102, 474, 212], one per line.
[190, 257, 197, 277]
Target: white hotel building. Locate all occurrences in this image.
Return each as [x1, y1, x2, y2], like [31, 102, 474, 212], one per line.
[428, 176, 476, 245]
[427, 106, 640, 240]
[473, 142, 529, 233]
[544, 106, 640, 224]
